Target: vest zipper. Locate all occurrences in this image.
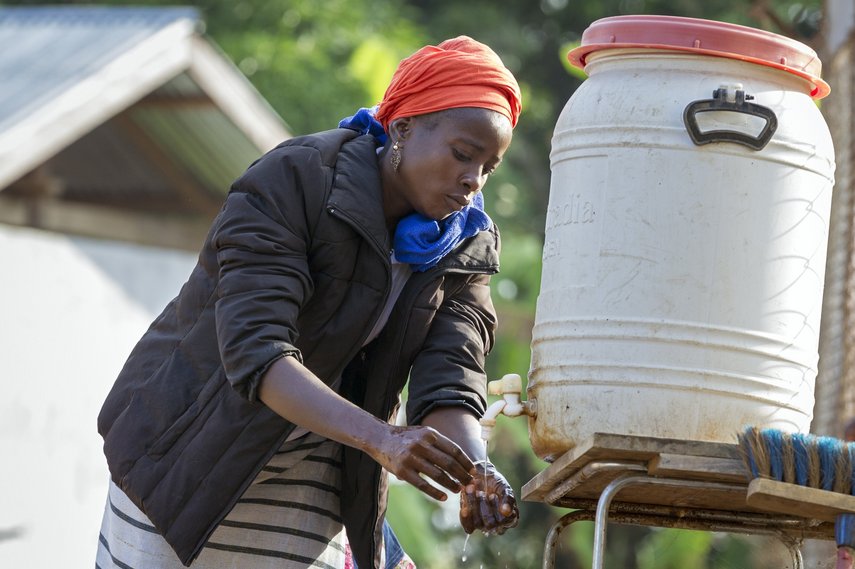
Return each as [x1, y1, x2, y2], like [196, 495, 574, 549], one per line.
[325, 205, 392, 374]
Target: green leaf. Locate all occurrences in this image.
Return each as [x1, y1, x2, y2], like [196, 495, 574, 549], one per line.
[560, 41, 588, 81]
[348, 36, 402, 104]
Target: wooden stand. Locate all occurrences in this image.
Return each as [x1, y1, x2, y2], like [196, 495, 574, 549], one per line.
[522, 433, 845, 569]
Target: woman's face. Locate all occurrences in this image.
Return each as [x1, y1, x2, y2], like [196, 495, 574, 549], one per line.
[385, 107, 513, 223]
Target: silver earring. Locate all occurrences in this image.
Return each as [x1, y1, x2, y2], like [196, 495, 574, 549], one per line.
[391, 142, 402, 172]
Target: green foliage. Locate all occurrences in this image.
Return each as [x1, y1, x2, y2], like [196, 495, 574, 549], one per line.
[487, 228, 542, 383]
[637, 529, 715, 569]
[385, 481, 445, 565]
[560, 41, 589, 81]
[348, 36, 405, 104]
[198, 0, 425, 135]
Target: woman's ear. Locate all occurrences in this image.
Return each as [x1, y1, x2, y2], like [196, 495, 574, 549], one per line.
[388, 117, 413, 144]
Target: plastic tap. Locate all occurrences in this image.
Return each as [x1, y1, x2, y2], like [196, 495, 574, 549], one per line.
[479, 373, 536, 442]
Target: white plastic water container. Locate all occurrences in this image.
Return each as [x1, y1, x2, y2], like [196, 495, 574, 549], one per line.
[528, 15, 835, 462]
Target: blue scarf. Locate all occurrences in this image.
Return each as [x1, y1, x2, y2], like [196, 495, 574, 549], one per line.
[338, 107, 493, 272]
[393, 192, 492, 272]
[338, 106, 388, 145]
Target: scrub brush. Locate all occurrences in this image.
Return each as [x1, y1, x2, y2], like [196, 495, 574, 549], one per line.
[737, 426, 855, 569]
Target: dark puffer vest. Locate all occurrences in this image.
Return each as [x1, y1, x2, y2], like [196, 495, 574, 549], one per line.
[97, 128, 500, 568]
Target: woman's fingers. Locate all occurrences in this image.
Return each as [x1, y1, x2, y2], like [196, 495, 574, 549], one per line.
[458, 464, 520, 535]
[459, 484, 480, 534]
[400, 469, 450, 502]
[377, 425, 480, 499]
[493, 493, 519, 534]
[407, 456, 461, 493]
[425, 435, 474, 485]
[394, 427, 473, 488]
[460, 489, 519, 535]
[478, 491, 495, 529]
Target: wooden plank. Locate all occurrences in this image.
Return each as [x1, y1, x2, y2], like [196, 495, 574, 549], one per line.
[0, 195, 210, 251]
[648, 453, 748, 484]
[523, 432, 741, 502]
[539, 458, 750, 512]
[746, 478, 855, 523]
[543, 461, 647, 505]
[138, 94, 215, 108]
[551, 482, 751, 513]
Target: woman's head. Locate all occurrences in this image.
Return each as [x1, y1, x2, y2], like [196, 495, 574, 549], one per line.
[383, 107, 511, 223]
[375, 36, 522, 131]
[377, 37, 521, 224]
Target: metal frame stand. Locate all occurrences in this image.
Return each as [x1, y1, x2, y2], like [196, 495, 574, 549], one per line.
[522, 435, 836, 569]
[541, 464, 815, 569]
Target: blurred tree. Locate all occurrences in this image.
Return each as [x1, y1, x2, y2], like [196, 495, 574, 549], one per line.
[402, 0, 823, 242]
[196, 0, 426, 135]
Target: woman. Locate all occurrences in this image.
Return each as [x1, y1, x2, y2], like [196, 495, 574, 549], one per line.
[96, 36, 522, 569]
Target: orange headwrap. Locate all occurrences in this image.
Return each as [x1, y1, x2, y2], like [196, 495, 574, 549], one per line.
[375, 36, 522, 131]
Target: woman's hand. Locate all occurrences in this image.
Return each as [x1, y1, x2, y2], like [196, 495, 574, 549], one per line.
[259, 358, 472, 502]
[368, 425, 475, 502]
[459, 461, 519, 535]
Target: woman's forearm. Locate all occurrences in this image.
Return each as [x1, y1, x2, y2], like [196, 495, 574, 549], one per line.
[420, 406, 486, 462]
[258, 355, 390, 453]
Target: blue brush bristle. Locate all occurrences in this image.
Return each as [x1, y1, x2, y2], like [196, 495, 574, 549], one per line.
[781, 433, 796, 484]
[850, 443, 855, 496]
[745, 440, 759, 478]
[791, 432, 811, 487]
[745, 427, 855, 550]
[739, 426, 760, 478]
[837, 514, 855, 549]
[762, 428, 785, 481]
[818, 436, 841, 491]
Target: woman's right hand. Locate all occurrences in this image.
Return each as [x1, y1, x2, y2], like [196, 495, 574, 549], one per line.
[367, 425, 475, 501]
[257, 357, 474, 500]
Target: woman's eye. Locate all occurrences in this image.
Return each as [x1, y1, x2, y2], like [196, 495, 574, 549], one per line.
[452, 148, 470, 162]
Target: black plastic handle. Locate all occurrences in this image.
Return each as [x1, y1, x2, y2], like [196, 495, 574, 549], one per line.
[683, 88, 778, 151]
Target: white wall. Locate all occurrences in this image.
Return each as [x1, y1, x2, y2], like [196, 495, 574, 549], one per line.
[0, 224, 197, 567]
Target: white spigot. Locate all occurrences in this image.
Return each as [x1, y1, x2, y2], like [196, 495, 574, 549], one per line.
[479, 373, 536, 442]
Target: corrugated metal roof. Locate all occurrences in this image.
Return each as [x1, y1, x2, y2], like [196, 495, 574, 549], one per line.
[0, 6, 200, 133]
[0, 6, 290, 250]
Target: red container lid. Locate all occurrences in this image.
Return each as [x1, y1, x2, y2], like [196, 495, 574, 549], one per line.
[568, 15, 830, 99]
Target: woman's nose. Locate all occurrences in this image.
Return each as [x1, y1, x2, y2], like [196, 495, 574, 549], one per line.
[461, 171, 486, 193]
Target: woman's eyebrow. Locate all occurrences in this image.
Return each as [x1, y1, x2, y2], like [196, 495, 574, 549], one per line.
[456, 136, 484, 152]
[456, 136, 502, 165]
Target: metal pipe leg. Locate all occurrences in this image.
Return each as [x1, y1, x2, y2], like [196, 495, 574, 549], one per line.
[542, 510, 595, 569]
[778, 535, 804, 569]
[590, 474, 750, 569]
[592, 472, 649, 569]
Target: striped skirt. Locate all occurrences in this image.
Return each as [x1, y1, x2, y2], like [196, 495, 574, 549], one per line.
[96, 433, 349, 569]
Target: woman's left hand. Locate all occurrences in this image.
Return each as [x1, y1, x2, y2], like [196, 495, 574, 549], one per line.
[459, 461, 519, 535]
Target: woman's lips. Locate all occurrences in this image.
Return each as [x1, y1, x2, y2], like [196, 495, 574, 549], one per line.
[446, 194, 470, 211]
